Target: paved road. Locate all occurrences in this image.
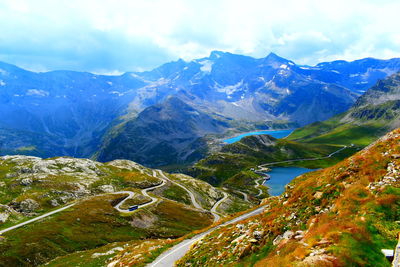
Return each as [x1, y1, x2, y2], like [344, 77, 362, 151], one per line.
[0, 203, 76, 235]
[258, 145, 350, 168]
[157, 170, 203, 210]
[147, 204, 266, 267]
[236, 190, 249, 202]
[255, 177, 268, 197]
[391, 234, 400, 267]
[139, 171, 167, 208]
[210, 192, 228, 222]
[111, 191, 136, 212]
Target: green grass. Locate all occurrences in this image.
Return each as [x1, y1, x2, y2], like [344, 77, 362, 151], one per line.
[0, 195, 212, 266]
[293, 123, 385, 147]
[161, 184, 191, 205]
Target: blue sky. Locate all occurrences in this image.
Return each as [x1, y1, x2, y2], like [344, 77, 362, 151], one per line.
[1, 0, 400, 74]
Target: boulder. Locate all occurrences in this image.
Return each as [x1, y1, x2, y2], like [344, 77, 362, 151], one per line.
[18, 199, 40, 213]
[0, 212, 9, 223]
[20, 178, 33, 186]
[98, 184, 115, 193]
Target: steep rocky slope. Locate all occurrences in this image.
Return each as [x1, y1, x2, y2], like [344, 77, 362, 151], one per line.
[95, 96, 229, 166]
[177, 128, 400, 266]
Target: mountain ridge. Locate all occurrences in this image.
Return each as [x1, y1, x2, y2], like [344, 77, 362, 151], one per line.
[1, 53, 400, 167]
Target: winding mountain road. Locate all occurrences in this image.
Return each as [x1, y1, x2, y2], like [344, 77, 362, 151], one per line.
[210, 192, 228, 222]
[157, 170, 203, 210]
[255, 177, 268, 197]
[0, 169, 230, 236]
[147, 204, 266, 267]
[111, 191, 136, 212]
[257, 145, 350, 168]
[236, 190, 249, 202]
[138, 171, 167, 208]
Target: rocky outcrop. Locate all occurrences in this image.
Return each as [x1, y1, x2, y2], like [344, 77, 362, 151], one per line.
[11, 199, 40, 214]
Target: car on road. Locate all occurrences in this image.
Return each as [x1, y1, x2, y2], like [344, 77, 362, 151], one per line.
[128, 205, 139, 211]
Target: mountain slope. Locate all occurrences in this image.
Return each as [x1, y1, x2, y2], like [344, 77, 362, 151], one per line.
[177, 128, 400, 266]
[188, 134, 342, 189]
[0, 62, 148, 157]
[1, 53, 400, 166]
[127, 51, 359, 125]
[95, 96, 229, 167]
[289, 72, 400, 146]
[0, 155, 249, 266]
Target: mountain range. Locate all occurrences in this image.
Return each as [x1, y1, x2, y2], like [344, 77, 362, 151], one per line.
[1, 52, 400, 167]
[289, 71, 400, 146]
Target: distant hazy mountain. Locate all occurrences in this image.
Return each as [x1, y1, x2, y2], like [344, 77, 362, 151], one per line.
[0, 61, 146, 157]
[1, 52, 400, 165]
[289, 72, 400, 146]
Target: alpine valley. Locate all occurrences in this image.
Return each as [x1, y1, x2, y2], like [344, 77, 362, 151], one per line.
[1, 52, 400, 167]
[0, 52, 399, 267]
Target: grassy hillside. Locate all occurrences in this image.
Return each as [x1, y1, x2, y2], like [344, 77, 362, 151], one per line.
[0, 156, 251, 266]
[0, 195, 212, 266]
[177, 128, 400, 266]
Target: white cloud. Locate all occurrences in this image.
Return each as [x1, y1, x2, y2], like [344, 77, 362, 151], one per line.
[0, 0, 399, 71]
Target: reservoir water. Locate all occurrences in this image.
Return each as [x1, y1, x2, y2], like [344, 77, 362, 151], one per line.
[223, 129, 293, 144]
[263, 167, 315, 196]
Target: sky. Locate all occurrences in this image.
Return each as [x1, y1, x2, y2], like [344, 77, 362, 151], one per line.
[0, 0, 400, 74]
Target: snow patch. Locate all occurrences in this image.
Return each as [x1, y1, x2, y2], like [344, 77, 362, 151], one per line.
[26, 89, 49, 97]
[199, 60, 214, 73]
[0, 69, 7, 76]
[277, 69, 289, 76]
[110, 91, 124, 96]
[349, 73, 360, 78]
[279, 64, 288, 69]
[331, 70, 340, 74]
[107, 81, 113, 86]
[215, 80, 243, 96]
[0, 80, 5, 86]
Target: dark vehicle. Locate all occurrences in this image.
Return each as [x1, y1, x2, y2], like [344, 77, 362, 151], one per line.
[128, 205, 139, 211]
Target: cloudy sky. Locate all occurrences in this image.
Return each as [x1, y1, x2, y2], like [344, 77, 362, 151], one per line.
[1, 0, 400, 74]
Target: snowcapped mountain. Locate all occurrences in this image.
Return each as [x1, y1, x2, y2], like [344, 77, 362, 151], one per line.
[0, 52, 400, 165]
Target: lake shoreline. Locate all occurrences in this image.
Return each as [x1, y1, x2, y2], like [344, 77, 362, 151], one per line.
[222, 129, 294, 144]
[261, 167, 315, 196]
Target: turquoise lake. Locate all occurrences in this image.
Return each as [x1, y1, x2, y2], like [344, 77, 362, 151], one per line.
[263, 167, 315, 196]
[223, 129, 293, 144]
